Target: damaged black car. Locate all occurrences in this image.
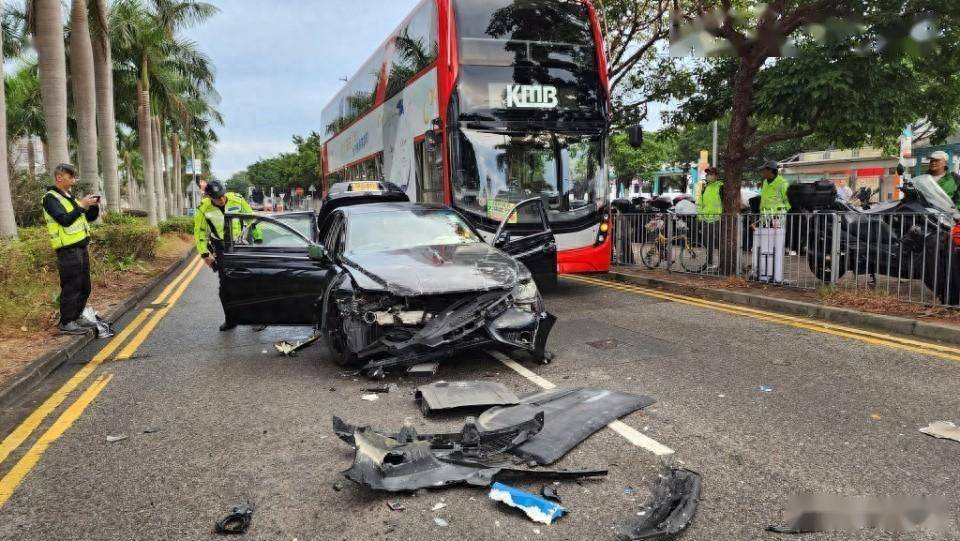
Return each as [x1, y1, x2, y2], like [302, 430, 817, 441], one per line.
[218, 181, 557, 377]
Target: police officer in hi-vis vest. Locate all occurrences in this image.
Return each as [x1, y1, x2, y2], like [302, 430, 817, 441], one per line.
[42, 163, 101, 335]
[193, 180, 261, 331]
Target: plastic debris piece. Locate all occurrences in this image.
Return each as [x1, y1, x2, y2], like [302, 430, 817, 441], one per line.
[274, 332, 323, 357]
[489, 482, 567, 525]
[141, 427, 158, 434]
[261, 350, 268, 354]
[758, 385, 774, 393]
[416, 381, 519, 414]
[361, 384, 398, 394]
[919, 421, 960, 443]
[620, 469, 701, 540]
[407, 362, 439, 376]
[106, 434, 127, 443]
[433, 517, 448, 528]
[215, 504, 254, 535]
[540, 485, 561, 503]
[387, 501, 405, 511]
[361, 394, 380, 402]
[431, 502, 447, 511]
[624, 486, 636, 495]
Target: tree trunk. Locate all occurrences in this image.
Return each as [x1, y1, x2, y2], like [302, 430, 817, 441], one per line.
[0, 3, 16, 240]
[152, 115, 167, 221]
[91, 0, 120, 213]
[160, 125, 172, 216]
[172, 132, 182, 215]
[70, 0, 100, 199]
[26, 137, 35, 176]
[33, 0, 70, 169]
[719, 57, 763, 275]
[137, 81, 158, 225]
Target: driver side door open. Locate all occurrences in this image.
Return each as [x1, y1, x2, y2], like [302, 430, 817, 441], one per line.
[492, 199, 558, 290]
[219, 213, 330, 325]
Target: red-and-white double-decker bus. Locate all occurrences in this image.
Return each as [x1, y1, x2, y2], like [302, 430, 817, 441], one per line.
[320, 0, 612, 273]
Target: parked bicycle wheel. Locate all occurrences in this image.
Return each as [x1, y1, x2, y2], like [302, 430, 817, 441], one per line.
[636, 243, 661, 269]
[678, 242, 709, 273]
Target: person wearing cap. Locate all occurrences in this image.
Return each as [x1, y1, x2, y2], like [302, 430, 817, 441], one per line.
[42, 163, 101, 335]
[759, 160, 791, 215]
[696, 167, 723, 266]
[928, 151, 960, 207]
[194, 180, 262, 330]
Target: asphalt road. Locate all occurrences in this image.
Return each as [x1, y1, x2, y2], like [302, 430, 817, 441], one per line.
[0, 258, 958, 540]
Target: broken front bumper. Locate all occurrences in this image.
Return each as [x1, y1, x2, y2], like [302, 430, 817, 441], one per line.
[354, 290, 556, 377]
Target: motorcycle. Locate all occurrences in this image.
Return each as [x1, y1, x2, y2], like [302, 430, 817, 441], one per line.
[805, 174, 960, 304]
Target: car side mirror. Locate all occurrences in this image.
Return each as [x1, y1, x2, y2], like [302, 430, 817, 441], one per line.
[308, 243, 329, 262]
[494, 231, 511, 247]
[627, 124, 643, 148]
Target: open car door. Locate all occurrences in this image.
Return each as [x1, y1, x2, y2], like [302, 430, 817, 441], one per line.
[219, 213, 330, 325]
[492, 198, 558, 290]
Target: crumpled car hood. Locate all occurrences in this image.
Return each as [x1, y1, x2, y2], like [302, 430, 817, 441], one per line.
[342, 243, 520, 295]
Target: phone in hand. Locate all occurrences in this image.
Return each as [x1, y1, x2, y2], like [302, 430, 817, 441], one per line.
[92, 195, 102, 202]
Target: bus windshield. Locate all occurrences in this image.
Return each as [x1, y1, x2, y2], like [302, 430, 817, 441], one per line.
[454, 130, 605, 224]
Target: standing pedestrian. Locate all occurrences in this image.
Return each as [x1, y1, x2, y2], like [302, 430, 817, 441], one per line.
[193, 180, 261, 331]
[42, 163, 101, 335]
[696, 167, 723, 268]
[754, 161, 790, 283]
[927, 151, 960, 208]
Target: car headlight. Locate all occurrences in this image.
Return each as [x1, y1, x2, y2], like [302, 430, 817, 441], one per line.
[515, 279, 539, 305]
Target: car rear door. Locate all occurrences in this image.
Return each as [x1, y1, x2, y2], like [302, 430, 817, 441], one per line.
[219, 213, 329, 325]
[493, 199, 558, 289]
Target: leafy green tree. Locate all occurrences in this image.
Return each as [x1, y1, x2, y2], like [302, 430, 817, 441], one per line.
[609, 130, 677, 191]
[243, 132, 322, 192]
[225, 171, 250, 193]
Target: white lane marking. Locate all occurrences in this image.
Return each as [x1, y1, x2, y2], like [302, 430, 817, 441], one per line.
[491, 351, 675, 457]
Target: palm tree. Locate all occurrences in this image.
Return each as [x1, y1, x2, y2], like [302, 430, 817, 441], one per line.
[117, 127, 142, 208]
[69, 0, 100, 196]
[30, 0, 70, 169]
[0, 0, 16, 239]
[6, 63, 44, 176]
[91, 0, 121, 212]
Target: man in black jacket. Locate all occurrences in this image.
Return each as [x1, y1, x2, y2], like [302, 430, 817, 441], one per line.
[42, 164, 101, 335]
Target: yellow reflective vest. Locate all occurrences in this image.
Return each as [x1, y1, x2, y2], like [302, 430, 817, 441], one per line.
[697, 181, 723, 223]
[42, 190, 90, 250]
[760, 175, 791, 214]
[194, 192, 260, 255]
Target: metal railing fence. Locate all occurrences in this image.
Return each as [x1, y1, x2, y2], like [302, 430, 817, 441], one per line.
[612, 210, 960, 307]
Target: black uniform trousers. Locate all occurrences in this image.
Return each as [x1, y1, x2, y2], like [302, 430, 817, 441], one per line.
[56, 244, 92, 324]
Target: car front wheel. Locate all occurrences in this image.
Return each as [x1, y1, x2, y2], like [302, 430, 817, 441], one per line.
[325, 310, 361, 367]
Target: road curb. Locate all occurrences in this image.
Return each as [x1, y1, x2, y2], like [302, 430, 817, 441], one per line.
[0, 249, 196, 410]
[605, 271, 960, 346]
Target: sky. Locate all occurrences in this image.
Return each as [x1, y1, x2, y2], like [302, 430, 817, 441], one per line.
[186, 0, 421, 179]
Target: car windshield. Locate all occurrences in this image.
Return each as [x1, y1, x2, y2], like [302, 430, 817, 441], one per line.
[454, 130, 605, 224]
[345, 208, 483, 253]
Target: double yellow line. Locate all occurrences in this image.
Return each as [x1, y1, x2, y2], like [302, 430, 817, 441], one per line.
[565, 274, 960, 363]
[0, 256, 203, 507]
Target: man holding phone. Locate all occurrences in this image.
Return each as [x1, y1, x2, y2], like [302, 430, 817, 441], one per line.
[42, 163, 101, 335]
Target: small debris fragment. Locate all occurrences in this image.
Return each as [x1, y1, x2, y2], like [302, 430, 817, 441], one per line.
[624, 486, 636, 495]
[141, 428, 158, 434]
[106, 434, 127, 443]
[215, 504, 255, 535]
[489, 482, 567, 525]
[920, 421, 960, 443]
[533, 528, 541, 535]
[433, 517, 448, 528]
[407, 362, 439, 376]
[718, 394, 726, 398]
[333, 481, 344, 492]
[757, 385, 774, 393]
[261, 349, 268, 354]
[870, 413, 882, 421]
[540, 485, 561, 503]
[431, 502, 447, 511]
[361, 394, 380, 402]
[387, 501, 405, 511]
[361, 384, 398, 394]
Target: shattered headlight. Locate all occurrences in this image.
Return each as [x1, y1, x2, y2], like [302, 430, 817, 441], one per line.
[514, 278, 540, 309]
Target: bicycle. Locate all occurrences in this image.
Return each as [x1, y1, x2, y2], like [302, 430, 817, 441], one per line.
[633, 214, 709, 272]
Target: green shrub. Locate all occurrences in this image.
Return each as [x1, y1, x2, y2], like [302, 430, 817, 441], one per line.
[159, 216, 193, 235]
[11, 172, 51, 228]
[101, 211, 146, 226]
[90, 221, 159, 262]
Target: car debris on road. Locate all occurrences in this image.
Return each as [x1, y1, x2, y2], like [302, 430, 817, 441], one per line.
[415, 381, 519, 414]
[620, 469, 701, 540]
[214, 504, 255, 535]
[919, 420, 960, 443]
[489, 482, 568, 525]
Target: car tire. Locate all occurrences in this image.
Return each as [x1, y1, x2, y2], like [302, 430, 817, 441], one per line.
[325, 311, 361, 367]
